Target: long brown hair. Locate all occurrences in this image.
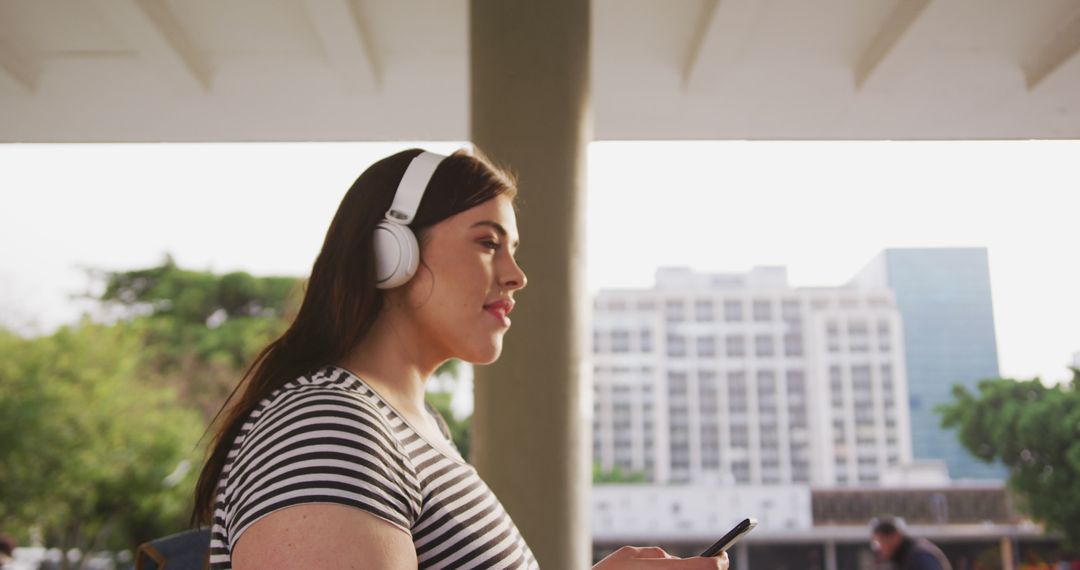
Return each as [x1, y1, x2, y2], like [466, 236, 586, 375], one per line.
[192, 147, 516, 525]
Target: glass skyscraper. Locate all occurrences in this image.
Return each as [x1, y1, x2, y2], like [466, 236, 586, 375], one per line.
[851, 248, 1006, 480]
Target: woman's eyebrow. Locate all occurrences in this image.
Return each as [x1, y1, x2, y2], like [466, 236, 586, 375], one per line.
[470, 220, 520, 249]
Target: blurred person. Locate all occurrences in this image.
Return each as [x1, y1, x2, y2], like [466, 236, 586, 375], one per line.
[0, 534, 13, 568]
[192, 148, 729, 570]
[871, 517, 952, 570]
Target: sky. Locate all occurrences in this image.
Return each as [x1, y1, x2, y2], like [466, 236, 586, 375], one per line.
[1, 141, 1078, 401]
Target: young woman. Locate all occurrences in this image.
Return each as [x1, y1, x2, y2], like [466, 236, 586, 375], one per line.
[192, 148, 729, 570]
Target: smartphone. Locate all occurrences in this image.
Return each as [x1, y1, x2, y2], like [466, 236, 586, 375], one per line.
[699, 518, 758, 557]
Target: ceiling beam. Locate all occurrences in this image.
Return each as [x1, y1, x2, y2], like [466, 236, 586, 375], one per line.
[854, 0, 932, 89]
[91, 0, 211, 92]
[302, 0, 380, 93]
[683, 0, 766, 91]
[1023, 7, 1080, 91]
[0, 36, 35, 93]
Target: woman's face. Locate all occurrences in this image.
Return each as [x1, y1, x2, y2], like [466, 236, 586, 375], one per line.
[401, 193, 527, 364]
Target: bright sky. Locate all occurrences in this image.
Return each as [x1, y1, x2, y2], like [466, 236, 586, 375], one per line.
[1, 141, 1078, 389]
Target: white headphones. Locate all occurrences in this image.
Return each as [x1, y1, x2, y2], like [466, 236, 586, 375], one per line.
[373, 151, 448, 289]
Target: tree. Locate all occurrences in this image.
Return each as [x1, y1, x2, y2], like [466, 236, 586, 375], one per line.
[937, 368, 1080, 550]
[95, 258, 474, 446]
[593, 462, 648, 484]
[425, 389, 472, 461]
[90, 257, 302, 418]
[0, 320, 204, 568]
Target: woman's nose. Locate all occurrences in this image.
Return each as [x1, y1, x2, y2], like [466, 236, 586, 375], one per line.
[502, 259, 527, 291]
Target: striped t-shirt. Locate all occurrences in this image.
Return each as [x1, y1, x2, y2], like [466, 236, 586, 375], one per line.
[209, 365, 539, 569]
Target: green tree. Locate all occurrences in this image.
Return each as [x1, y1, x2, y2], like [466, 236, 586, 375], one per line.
[0, 320, 204, 568]
[96, 258, 474, 448]
[592, 462, 648, 484]
[91, 257, 302, 418]
[937, 368, 1080, 550]
[425, 389, 472, 461]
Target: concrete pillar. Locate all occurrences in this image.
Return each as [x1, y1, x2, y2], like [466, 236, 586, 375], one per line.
[824, 540, 838, 570]
[469, 1, 591, 569]
[735, 542, 751, 570]
[1001, 537, 1015, 570]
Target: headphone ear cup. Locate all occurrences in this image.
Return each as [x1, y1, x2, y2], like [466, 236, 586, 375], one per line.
[374, 221, 420, 289]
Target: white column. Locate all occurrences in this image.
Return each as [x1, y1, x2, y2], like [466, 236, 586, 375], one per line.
[470, 1, 591, 568]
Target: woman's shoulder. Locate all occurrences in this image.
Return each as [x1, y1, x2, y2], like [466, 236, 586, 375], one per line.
[239, 366, 404, 454]
[255, 366, 381, 415]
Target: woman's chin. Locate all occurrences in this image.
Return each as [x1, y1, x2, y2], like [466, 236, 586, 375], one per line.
[460, 340, 504, 365]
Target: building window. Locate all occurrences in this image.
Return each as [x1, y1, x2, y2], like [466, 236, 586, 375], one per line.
[877, 320, 892, 352]
[783, 333, 803, 356]
[728, 372, 748, 414]
[694, 299, 714, 322]
[665, 299, 685, 323]
[827, 321, 841, 353]
[696, 335, 717, 357]
[781, 299, 801, 322]
[640, 328, 653, 353]
[666, 334, 686, 357]
[611, 329, 630, 353]
[723, 300, 744, 322]
[755, 334, 775, 357]
[753, 299, 772, 322]
[725, 335, 745, 357]
[849, 320, 870, 352]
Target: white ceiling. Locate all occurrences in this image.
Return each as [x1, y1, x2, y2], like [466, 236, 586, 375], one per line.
[1, 0, 1078, 142]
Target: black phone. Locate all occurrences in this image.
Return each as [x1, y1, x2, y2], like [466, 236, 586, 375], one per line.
[699, 518, 758, 557]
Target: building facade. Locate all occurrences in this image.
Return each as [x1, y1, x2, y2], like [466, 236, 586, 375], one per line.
[850, 248, 1005, 480]
[592, 267, 913, 487]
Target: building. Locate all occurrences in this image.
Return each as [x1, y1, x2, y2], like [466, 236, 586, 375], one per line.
[592, 482, 1042, 570]
[592, 267, 913, 487]
[850, 248, 1006, 480]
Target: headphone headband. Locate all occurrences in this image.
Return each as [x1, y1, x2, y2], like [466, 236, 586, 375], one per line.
[386, 151, 447, 225]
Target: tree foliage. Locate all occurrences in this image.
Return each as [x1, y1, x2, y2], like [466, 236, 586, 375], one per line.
[0, 321, 204, 567]
[96, 256, 299, 369]
[1, 259, 475, 563]
[937, 369, 1080, 549]
[93, 257, 302, 418]
[593, 462, 648, 484]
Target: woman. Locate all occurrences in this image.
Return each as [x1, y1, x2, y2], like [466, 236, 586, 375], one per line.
[192, 148, 728, 569]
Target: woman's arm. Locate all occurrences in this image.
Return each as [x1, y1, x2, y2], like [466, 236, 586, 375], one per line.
[232, 503, 418, 570]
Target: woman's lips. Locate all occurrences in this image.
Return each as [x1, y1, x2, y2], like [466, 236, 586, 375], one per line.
[484, 305, 511, 327]
[483, 298, 514, 328]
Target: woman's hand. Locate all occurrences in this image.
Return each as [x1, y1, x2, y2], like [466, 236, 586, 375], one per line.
[592, 546, 729, 570]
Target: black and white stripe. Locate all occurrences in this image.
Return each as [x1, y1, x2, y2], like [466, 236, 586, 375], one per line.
[209, 366, 539, 569]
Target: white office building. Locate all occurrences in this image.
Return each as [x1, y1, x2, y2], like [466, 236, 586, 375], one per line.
[591, 267, 914, 486]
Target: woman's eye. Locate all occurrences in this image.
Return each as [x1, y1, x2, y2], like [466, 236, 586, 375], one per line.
[481, 240, 501, 251]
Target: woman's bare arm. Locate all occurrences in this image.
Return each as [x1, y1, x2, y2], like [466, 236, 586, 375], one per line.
[232, 503, 418, 570]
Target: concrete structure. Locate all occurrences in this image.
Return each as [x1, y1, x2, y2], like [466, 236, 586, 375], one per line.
[3, 1, 1080, 142]
[468, 2, 591, 567]
[592, 482, 1041, 570]
[592, 267, 913, 486]
[850, 248, 1006, 480]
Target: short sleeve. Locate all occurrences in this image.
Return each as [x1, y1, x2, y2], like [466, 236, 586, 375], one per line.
[222, 387, 422, 550]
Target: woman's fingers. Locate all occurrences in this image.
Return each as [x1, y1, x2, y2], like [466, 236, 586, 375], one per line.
[633, 546, 672, 559]
[629, 554, 728, 569]
[593, 546, 729, 569]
